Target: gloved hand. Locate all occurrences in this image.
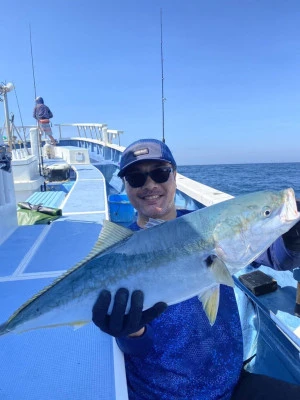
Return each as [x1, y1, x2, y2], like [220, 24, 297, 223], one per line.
[92, 288, 167, 337]
[282, 200, 300, 251]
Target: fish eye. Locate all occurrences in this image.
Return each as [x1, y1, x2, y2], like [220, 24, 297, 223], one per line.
[262, 207, 272, 217]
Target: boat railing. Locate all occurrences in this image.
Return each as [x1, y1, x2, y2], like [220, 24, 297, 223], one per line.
[0, 123, 124, 158]
[54, 123, 124, 146]
[0, 125, 35, 151]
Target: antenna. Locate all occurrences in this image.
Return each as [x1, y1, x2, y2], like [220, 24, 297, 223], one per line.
[160, 9, 166, 143]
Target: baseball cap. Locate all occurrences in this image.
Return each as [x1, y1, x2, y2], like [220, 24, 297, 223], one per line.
[118, 139, 177, 177]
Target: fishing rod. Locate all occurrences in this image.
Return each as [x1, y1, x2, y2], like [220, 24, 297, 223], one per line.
[29, 24, 45, 184]
[13, 83, 28, 147]
[29, 24, 37, 100]
[160, 9, 166, 143]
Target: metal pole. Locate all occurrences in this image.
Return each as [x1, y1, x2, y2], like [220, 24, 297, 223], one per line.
[160, 9, 166, 143]
[3, 92, 12, 149]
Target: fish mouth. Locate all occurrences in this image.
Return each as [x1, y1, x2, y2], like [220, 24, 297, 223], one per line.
[280, 188, 300, 223]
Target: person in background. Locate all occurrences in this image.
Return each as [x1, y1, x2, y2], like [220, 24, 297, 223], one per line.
[33, 96, 56, 145]
[92, 139, 300, 400]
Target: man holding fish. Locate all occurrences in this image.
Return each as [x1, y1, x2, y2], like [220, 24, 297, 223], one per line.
[92, 139, 300, 399]
[1, 139, 300, 399]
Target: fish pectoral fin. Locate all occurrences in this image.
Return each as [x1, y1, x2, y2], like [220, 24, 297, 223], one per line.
[207, 255, 234, 287]
[198, 285, 220, 326]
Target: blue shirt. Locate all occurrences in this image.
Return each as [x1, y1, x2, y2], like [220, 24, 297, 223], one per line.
[117, 209, 300, 399]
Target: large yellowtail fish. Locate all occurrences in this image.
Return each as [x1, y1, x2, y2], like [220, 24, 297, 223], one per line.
[0, 188, 299, 335]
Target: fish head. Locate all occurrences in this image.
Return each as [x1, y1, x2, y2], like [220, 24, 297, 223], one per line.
[213, 188, 300, 272]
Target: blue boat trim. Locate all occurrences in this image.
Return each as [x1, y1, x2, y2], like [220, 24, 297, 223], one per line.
[234, 266, 300, 384]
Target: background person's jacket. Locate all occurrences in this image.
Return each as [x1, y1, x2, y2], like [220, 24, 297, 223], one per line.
[33, 97, 53, 121]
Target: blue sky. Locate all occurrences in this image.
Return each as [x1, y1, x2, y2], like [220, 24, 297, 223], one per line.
[1, 0, 300, 165]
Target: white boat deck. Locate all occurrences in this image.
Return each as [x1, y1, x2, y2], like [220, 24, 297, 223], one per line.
[0, 162, 128, 399]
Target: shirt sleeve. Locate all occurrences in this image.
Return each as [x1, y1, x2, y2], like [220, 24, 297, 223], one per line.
[253, 236, 300, 271]
[116, 324, 154, 356]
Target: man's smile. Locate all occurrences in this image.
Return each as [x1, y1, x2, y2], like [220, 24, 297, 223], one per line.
[143, 194, 161, 200]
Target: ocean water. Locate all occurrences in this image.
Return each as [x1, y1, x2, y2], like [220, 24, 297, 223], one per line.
[178, 163, 300, 199]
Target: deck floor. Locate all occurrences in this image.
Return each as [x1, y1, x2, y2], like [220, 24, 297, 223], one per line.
[0, 162, 127, 400]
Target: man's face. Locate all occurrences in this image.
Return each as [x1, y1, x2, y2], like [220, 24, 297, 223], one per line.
[124, 160, 177, 223]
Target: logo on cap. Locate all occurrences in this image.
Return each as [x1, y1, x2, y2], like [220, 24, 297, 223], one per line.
[133, 148, 149, 157]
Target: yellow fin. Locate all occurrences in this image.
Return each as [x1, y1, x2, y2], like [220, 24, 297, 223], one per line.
[207, 255, 234, 287]
[16, 320, 90, 334]
[198, 286, 220, 326]
[72, 320, 90, 330]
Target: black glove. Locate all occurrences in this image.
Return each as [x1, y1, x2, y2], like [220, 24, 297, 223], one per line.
[282, 200, 300, 251]
[92, 288, 167, 337]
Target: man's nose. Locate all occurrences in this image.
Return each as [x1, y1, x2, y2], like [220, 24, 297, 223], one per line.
[142, 174, 157, 188]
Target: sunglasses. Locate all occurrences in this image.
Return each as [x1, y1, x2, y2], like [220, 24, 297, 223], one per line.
[125, 167, 174, 188]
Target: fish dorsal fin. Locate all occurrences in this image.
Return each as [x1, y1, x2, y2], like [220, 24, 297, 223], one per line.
[75, 220, 133, 261]
[144, 218, 165, 229]
[6, 220, 133, 325]
[206, 255, 234, 287]
[198, 285, 220, 326]
[96, 220, 133, 252]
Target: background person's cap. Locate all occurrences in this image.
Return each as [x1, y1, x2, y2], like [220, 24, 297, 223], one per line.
[118, 138, 177, 177]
